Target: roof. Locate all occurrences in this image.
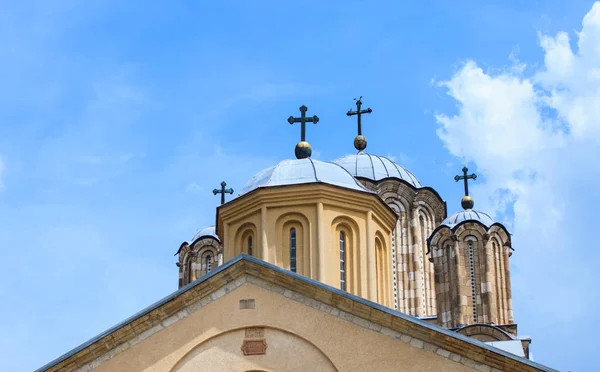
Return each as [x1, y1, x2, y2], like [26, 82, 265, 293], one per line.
[333, 152, 422, 187]
[190, 225, 219, 243]
[36, 255, 556, 372]
[237, 158, 373, 197]
[441, 209, 495, 229]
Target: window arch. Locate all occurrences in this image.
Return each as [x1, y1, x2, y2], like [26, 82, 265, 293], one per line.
[205, 255, 212, 273]
[375, 237, 384, 304]
[182, 252, 192, 284]
[234, 223, 258, 258]
[340, 231, 346, 291]
[468, 240, 477, 323]
[276, 213, 309, 275]
[331, 217, 359, 294]
[290, 228, 297, 272]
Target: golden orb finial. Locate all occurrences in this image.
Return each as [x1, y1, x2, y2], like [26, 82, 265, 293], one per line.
[295, 141, 312, 159]
[461, 195, 474, 210]
[354, 135, 367, 151]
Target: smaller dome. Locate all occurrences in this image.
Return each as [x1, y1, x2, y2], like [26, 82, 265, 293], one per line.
[238, 158, 372, 196]
[441, 210, 495, 229]
[190, 225, 219, 243]
[333, 153, 422, 187]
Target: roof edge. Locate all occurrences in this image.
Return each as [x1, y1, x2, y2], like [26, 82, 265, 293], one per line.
[36, 254, 555, 372]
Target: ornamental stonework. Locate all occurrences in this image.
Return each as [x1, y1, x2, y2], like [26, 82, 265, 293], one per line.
[241, 327, 267, 356]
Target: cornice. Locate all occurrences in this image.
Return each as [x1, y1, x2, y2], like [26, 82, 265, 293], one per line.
[218, 183, 397, 231]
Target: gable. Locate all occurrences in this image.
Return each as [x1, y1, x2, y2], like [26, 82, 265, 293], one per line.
[37, 256, 555, 372]
[89, 279, 476, 372]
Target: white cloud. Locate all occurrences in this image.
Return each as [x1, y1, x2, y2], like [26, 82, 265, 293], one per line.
[435, 2, 600, 367]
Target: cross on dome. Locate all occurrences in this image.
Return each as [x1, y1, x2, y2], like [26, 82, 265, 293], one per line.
[346, 96, 372, 151]
[454, 166, 477, 210]
[288, 105, 319, 159]
[213, 181, 234, 205]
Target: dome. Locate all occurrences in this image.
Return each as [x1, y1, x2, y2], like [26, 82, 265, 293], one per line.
[333, 153, 422, 187]
[441, 210, 495, 229]
[190, 225, 219, 243]
[238, 158, 373, 196]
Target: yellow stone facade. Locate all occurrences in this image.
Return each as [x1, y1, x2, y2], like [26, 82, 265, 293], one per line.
[38, 258, 552, 372]
[168, 153, 536, 364]
[216, 183, 397, 306]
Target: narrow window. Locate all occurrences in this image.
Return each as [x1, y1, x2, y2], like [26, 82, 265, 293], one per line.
[340, 231, 346, 291]
[248, 236, 253, 256]
[206, 255, 212, 273]
[290, 228, 297, 272]
[468, 241, 478, 323]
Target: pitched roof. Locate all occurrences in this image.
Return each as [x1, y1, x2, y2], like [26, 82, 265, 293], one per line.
[36, 255, 556, 372]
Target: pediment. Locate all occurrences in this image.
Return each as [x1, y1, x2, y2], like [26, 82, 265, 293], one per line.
[36, 255, 554, 372]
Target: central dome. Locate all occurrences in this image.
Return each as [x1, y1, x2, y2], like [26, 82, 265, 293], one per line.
[238, 158, 373, 196]
[333, 153, 422, 187]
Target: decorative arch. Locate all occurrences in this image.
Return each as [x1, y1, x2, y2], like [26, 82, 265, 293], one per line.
[455, 223, 486, 242]
[386, 200, 406, 310]
[487, 232, 512, 325]
[456, 324, 514, 342]
[331, 216, 361, 294]
[181, 251, 192, 285]
[234, 223, 258, 257]
[200, 250, 214, 274]
[275, 212, 311, 275]
[375, 231, 390, 306]
[170, 327, 338, 372]
[417, 207, 436, 316]
[414, 188, 447, 222]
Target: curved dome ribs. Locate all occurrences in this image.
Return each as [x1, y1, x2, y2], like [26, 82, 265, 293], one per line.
[333, 153, 422, 188]
[238, 158, 373, 197]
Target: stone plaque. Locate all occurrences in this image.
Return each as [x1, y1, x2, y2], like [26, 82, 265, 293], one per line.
[239, 299, 256, 309]
[245, 327, 265, 338]
[241, 339, 267, 356]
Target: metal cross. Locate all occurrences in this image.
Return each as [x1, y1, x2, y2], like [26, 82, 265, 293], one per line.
[346, 96, 372, 136]
[454, 167, 477, 196]
[213, 181, 234, 205]
[288, 105, 319, 142]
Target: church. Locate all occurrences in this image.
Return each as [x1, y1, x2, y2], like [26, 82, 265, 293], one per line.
[36, 99, 556, 372]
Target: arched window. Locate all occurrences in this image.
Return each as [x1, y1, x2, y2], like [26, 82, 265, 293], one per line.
[248, 236, 253, 256]
[340, 231, 346, 291]
[375, 238, 384, 304]
[290, 228, 297, 272]
[205, 255, 212, 273]
[468, 240, 477, 323]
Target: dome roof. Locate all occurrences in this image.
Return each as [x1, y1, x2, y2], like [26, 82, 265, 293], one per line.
[238, 158, 372, 197]
[190, 225, 219, 243]
[333, 153, 422, 187]
[441, 210, 495, 229]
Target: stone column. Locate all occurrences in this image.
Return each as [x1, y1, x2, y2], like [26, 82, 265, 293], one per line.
[504, 245, 514, 324]
[399, 213, 409, 313]
[411, 208, 424, 316]
[452, 237, 467, 327]
[217, 248, 224, 266]
[484, 237, 498, 324]
[317, 202, 326, 283]
[366, 211, 376, 302]
[498, 244, 507, 323]
[190, 252, 198, 282]
[260, 206, 268, 262]
[407, 209, 416, 315]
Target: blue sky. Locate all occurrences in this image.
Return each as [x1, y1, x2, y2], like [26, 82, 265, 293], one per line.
[1, 1, 598, 370]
